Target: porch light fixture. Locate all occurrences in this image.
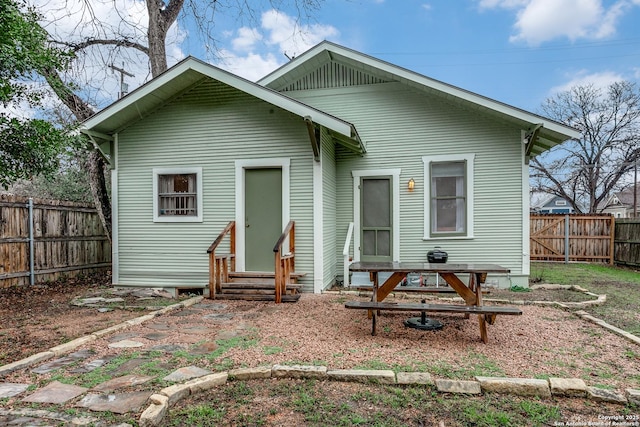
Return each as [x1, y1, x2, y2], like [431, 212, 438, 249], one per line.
[408, 178, 415, 192]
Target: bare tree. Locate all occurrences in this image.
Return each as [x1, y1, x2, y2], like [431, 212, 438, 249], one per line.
[530, 81, 640, 213]
[36, 0, 325, 240]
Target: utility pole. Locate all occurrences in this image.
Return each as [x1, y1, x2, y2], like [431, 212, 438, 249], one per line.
[108, 63, 134, 99]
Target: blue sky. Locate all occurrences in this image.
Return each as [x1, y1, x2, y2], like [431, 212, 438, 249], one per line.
[12, 0, 640, 119]
[176, 0, 640, 114]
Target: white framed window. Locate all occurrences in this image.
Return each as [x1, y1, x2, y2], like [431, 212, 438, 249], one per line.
[152, 167, 203, 222]
[555, 200, 567, 206]
[423, 154, 474, 239]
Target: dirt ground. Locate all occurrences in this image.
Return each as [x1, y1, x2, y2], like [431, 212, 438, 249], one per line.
[0, 273, 181, 365]
[0, 273, 638, 426]
[0, 273, 598, 367]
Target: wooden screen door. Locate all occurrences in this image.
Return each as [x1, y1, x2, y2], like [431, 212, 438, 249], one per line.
[360, 177, 393, 262]
[245, 168, 283, 271]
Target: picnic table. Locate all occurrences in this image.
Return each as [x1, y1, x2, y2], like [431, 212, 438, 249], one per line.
[345, 262, 522, 343]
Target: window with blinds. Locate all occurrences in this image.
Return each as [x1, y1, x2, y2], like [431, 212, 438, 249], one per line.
[422, 154, 474, 239]
[431, 161, 466, 234]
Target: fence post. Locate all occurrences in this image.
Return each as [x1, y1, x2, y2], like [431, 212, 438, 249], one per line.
[28, 198, 34, 286]
[564, 214, 569, 264]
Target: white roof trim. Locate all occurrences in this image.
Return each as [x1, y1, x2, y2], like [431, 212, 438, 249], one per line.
[259, 41, 580, 141]
[82, 57, 356, 140]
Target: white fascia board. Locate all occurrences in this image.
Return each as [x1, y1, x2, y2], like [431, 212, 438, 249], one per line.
[258, 43, 329, 86]
[83, 56, 355, 140]
[260, 42, 580, 141]
[82, 59, 197, 131]
[192, 61, 354, 138]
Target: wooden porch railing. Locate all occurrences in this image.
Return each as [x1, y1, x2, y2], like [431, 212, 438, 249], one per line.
[207, 221, 236, 299]
[273, 220, 295, 304]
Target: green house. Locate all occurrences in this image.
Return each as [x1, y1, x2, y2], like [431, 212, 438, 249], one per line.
[81, 41, 579, 299]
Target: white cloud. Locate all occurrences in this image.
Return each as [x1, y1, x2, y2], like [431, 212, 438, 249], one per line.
[477, 0, 529, 9]
[232, 27, 263, 52]
[217, 50, 282, 82]
[261, 10, 338, 58]
[550, 70, 625, 94]
[422, 3, 433, 11]
[477, 0, 639, 45]
[217, 9, 339, 81]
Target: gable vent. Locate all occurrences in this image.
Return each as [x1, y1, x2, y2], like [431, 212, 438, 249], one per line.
[279, 62, 390, 92]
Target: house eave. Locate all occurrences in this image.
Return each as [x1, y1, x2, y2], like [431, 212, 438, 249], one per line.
[260, 41, 580, 155]
[81, 57, 364, 149]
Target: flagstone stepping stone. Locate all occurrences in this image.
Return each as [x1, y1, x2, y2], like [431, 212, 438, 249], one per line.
[77, 391, 152, 414]
[0, 383, 30, 398]
[108, 339, 144, 349]
[22, 381, 87, 404]
[98, 307, 114, 313]
[147, 323, 171, 331]
[108, 333, 140, 342]
[109, 288, 133, 296]
[143, 332, 169, 341]
[170, 309, 199, 317]
[131, 289, 156, 298]
[148, 344, 185, 353]
[74, 297, 106, 305]
[182, 326, 210, 334]
[189, 342, 218, 355]
[70, 356, 117, 374]
[163, 366, 212, 382]
[110, 358, 149, 375]
[203, 313, 235, 321]
[31, 350, 95, 374]
[92, 375, 155, 392]
[0, 409, 100, 425]
[194, 303, 226, 310]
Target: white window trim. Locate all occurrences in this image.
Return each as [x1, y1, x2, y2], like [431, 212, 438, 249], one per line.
[235, 158, 290, 272]
[352, 168, 401, 262]
[422, 154, 474, 240]
[152, 167, 203, 223]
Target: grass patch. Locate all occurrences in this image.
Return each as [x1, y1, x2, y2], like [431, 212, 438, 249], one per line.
[170, 379, 568, 427]
[530, 262, 640, 334]
[169, 404, 226, 426]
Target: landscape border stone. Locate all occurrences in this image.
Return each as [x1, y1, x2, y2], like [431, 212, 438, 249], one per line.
[1, 292, 639, 426]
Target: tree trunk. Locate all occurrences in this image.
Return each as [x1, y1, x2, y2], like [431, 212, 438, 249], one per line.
[86, 150, 112, 241]
[41, 66, 113, 242]
[146, 0, 183, 77]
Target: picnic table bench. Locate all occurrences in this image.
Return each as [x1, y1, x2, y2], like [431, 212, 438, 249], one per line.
[346, 262, 522, 343]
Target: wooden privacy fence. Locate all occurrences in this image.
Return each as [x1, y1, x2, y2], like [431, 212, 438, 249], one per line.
[614, 219, 640, 268]
[0, 194, 111, 287]
[530, 214, 614, 264]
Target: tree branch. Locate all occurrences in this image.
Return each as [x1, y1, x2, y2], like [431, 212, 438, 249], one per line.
[54, 38, 149, 55]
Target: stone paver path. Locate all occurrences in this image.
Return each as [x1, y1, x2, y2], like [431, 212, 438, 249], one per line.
[0, 292, 239, 426]
[22, 381, 88, 404]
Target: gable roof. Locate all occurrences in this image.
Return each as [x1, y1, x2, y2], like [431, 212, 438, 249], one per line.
[81, 56, 364, 152]
[259, 41, 580, 157]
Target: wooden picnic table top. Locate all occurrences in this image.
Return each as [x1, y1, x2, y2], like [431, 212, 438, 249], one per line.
[349, 261, 510, 274]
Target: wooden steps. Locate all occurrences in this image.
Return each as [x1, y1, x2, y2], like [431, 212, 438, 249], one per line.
[214, 271, 304, 302]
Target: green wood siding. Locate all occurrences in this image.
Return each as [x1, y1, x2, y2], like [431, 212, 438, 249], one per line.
[115, 80, 316, 290]
[290, 82, 526, 286]
[322, 129, 337, 289]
